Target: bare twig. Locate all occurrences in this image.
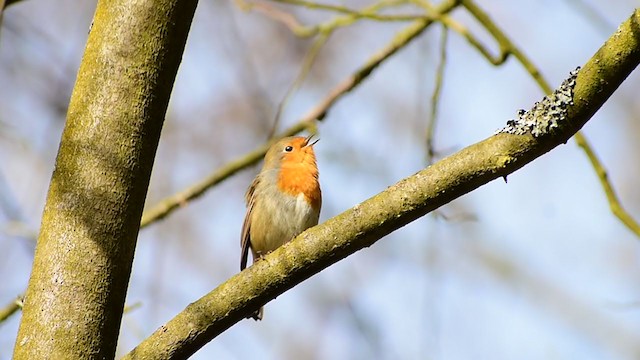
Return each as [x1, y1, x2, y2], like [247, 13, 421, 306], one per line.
[270, 31, 331, 139]
[140, 0, 462, 229]
[223, 0, 276, 130]
[273, 0, 425, 22]
[413, 0, 509, 65]
[575, 133, 640, 236]
[425, 24, 448, 163]
[140, 132, 293, 228]
[0, 297, 21, 323]
[243, 0, 435, 37]
[456, 0, 640, 238]
[240, 1, 308, 34]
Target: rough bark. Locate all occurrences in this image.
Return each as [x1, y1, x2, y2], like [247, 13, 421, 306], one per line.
[13, 0, 198, 358]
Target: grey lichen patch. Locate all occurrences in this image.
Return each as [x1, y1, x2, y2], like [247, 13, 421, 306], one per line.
[499, 67, 580, 137]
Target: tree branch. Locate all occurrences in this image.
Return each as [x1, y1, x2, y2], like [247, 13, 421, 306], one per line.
[457, 0, 640, 237]
[2, 0, 22, 10]
[124, 10, 640, 360]
[0, 1, 462, 326]
[0, 297, 21, 323]
[139, 0, 460, 228]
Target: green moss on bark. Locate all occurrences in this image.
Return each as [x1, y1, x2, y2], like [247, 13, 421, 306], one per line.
[13, 0, 198, 359]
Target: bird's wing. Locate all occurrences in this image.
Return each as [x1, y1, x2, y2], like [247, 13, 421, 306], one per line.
[240, 176, 259, 270]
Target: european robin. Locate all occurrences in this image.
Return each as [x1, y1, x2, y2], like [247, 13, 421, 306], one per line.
[240, 135, 322, 321]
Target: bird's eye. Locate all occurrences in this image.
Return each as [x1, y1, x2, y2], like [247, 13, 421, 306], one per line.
[284, 145, 294, 152]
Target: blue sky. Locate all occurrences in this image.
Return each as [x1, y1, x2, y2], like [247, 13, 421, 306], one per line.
[1, 0, 639, 359]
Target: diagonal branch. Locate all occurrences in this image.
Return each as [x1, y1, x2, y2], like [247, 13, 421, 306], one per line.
[456, 0, 640, 237]
[425, 23, 448, 163]
[124, 10, 640, 360]
[0, 297, 21, 323]
[139, 0, 461, 229]
[273, 0, 427, 22]
[575, 135, 640, 235]
[0, 0, 463, 326]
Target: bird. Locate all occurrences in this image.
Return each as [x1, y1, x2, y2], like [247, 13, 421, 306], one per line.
[240, 135, 322, 321]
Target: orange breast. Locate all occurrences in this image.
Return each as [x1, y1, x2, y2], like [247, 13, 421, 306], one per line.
[277, 162, 321, 210]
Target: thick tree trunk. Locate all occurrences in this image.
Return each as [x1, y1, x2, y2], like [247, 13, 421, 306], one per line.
[13, 0, 198, 358]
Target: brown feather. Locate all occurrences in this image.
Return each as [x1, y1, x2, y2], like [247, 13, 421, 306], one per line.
[240, 176, 259, 270]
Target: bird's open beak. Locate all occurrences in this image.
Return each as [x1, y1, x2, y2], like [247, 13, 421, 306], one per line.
[304, 134, 320, 147]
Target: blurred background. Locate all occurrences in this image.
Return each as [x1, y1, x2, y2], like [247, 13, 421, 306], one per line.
[1, 0, 639, 359]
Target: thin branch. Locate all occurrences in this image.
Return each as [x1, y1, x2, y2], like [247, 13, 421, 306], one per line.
[223, 0, 276, 132]
[575, 133, 640, 236]
[244, 0, 436, 37]
[0, 297, 21, 323]
[123, 302, 143, 315]
[273, 0, 425, 22]
[412, 0, 509, 65]
[123, 11, 640, 358]
[140, 0, 462, 229]
[8, 8, 453, 328]
[458, 0, 640, 238]
[270, 31, 331, 139]
[459, 0, 542, 84]
[139, 128, 306, 228]
[239, 1, 308, 35]
[425, 24, 448, 163]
